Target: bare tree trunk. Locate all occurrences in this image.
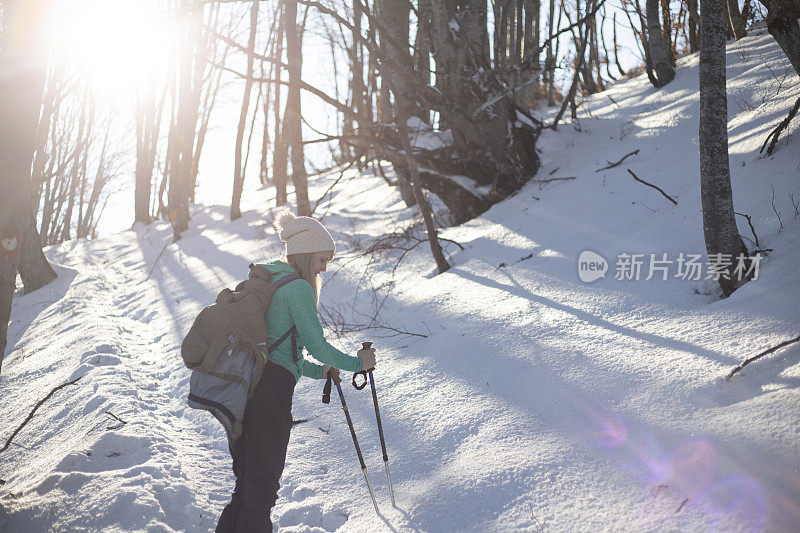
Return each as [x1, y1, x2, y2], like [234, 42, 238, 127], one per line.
[273, 108, 290, 206]
[0, 0, 50, 368]
[272, 3, 288, 205]
[546, 0, 558, 105]
[687, 0, 700, 53]
[257, 9, 280, 183]
[414, 0, 432, 122]
[646, 0, 676, 86]
[259, 39, 276, 186]
[135, 90, 156, 225]
[18, 220, 56, 294]
[190, 4, 226, 202]
[700, 0, 749, 296]
[20, 104, 57, 290]
[338, 1, 358, 162]
[376, 0, 417, 207]
[758, 0, 800, 77]
[134, 41, 164, 225]
[589, 4, 604, 90]
[353, 0, 372, 159]
[520, 0, 542, 107]
[389, 86, 450, 274]
[168, 0, 203, 238]
[726, 0, 747, 40]
[661, 0, 674, 62]
[231, 0, 259, 221]
[284, 0, 310, 216]
[376, 1, 392, 124]
[599, 4, 617, 82]
[552, 2, 592, 128]
[514, 0, 524, 94]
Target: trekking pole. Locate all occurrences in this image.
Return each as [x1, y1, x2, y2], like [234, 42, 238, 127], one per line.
[325, 372, 380, 514]
[354, 341, 396, 508]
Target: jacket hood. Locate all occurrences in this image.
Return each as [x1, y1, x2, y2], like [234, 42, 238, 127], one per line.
[257, 260, 298, 281]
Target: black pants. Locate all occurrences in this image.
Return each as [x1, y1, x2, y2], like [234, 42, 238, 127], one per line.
[216, 362, 296, 533]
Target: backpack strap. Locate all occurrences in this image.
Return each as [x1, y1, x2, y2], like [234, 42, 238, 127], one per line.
[268, 325, 296, 354]
[272, 272, 301, 289]
[266, 273, 303, 362]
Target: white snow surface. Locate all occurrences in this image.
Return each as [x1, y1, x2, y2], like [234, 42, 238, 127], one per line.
[2, 31, 799, 532]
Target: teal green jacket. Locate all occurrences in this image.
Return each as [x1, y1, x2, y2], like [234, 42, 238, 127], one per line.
[255, 260, 363, 382]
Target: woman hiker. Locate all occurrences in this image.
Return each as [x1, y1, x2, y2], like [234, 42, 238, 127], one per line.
[216, 210, 377, 532]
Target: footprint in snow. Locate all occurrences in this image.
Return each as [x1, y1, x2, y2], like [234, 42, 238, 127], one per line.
[274, 485, 348, 531]
[54, 433, 150, 474]
[34, 471, 91, 495]
[93, 343, 117, 354]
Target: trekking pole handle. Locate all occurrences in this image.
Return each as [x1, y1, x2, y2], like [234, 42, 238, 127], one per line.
[352, 341, 374, 390]
[322, 374, 332, 404]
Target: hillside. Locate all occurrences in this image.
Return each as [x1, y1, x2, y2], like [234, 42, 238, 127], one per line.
[1, 30, 798, 532]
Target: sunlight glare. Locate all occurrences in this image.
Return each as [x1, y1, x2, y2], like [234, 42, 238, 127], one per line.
[62, 0, 172, 98]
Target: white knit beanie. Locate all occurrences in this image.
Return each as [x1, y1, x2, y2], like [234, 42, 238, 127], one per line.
[273, 209, 335, 256]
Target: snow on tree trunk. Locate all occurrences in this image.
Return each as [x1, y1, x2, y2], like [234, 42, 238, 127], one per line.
[422, 0, 539, 224]
[699, 0, 750, 297]
[646, 0, 675, 87]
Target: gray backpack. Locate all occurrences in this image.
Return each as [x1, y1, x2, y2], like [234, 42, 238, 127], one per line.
[181, 263, 300, 444]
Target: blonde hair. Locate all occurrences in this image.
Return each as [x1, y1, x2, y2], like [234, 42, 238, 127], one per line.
[286, 252, 323, 304]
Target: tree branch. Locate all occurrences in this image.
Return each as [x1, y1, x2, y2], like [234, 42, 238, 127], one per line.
[760, 96, 800, 155]
[626, 169, 677, 205]
[726, 335, 800, 381]
[734, 211, 760, 249]
[595, 149, 640, 172]
[1, 375, 83, 454]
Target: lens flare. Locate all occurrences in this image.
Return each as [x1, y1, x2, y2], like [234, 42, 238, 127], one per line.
[588, 412, 629, 449]
[666, 438, 717, 497]
[698, 475, 768, 532]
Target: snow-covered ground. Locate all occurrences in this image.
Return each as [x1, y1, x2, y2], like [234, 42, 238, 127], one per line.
[1, 30, 799, 532]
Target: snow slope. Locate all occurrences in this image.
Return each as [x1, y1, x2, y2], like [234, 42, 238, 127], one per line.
[1, 30, 799, 532]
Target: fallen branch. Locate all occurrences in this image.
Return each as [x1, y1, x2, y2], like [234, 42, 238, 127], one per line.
[726, 334, 800, 381]
[735, 211, 760, 248]
[760, 96, 800, 155]
[146, 240, 171, 280]
[595, 149, 640, 172]
[498, 253, 534, 268]
[1, 375, 83, 454]
[626, 169, 678, 205]
[104, 411, 127, 431]
[533, 176, 577, 186]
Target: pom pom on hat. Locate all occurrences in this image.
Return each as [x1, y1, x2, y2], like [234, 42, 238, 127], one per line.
[272, 208, 335, 255]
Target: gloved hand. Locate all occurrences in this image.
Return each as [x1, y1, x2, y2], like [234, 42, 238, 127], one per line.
[357, 347, 376, 372]
[322, 364, 341, 384]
